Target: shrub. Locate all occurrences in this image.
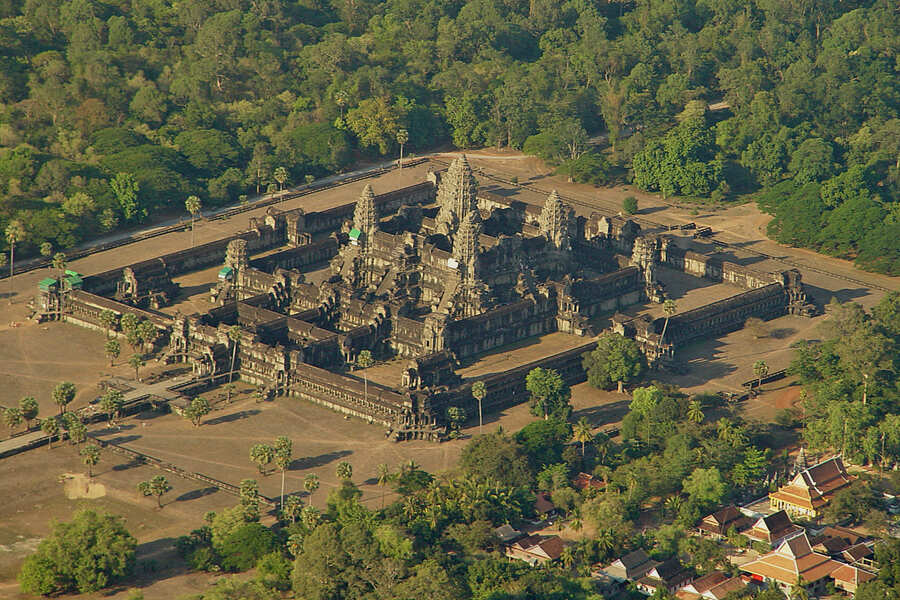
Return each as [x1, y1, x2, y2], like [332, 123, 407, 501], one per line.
[623, 196, 638, 215]
[18, 510, 136, 595]
[219, 523, 276, 572]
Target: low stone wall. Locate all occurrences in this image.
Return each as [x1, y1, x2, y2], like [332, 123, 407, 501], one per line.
[425, 340, 596, 418]
[664, 282, 788, 345]
[661, 244, 778, 290]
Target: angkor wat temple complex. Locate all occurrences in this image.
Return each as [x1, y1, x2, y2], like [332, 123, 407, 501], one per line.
[40, 157, 813, 441]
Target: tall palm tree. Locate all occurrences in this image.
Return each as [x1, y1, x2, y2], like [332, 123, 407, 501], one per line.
[52, 252, 67, 318]
[753, 360, 769, 390]
[687, 399, 704, 424]
[304, 473, 320, 508]
[660, 299, 677, 342]
[471, 381, 486, 434]
[275, 436, 292, 507]
[377, 463, 391, 509]
[99, 309, 117, 339]
[128, 353, 144, 380]
[185, 195, 201, 247]
[80, 444, 101, 478]
[573, 417, 593, 458]
[5, 219, 25, 302]
[396, 128, 409, 168]
[274, 166, 288, 196]
[41, 417, 60, 449]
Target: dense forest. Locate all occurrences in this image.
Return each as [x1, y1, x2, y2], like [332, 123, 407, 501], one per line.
[0, 0, 898, 271]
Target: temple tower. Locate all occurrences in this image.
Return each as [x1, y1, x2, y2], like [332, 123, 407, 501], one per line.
[435, 155, 479, 238]
[352, 184, 379, 246]
[452, 208, 482, 281]
[539, 190, 572, 251]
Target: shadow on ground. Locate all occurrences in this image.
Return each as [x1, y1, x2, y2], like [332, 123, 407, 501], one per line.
[290, 449, 352, 471]
[205, 409, 260, 426]
[176, 486, 219, 502]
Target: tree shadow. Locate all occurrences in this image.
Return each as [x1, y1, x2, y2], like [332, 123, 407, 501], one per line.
[112, 458, 145, 471]
[769, 327, 796, 340]
[289, 449, 352, 471]
[571, 400, 631, 428]
[176, 486, 219, 502]
[204, 409, 261, 426]
[802, 284, 869, 305]
[99, 434, 142, 445]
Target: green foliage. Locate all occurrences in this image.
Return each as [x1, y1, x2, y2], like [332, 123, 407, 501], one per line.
[18, 509, 136, 595]
[514, 419, 572, 470]
[623, 196, 638, 215]
[219, 523, 276, 572]
[459, 431, 532, 488]
[583, 332, 645, 390]
[525, 367, 572, 421]
[633, 117, 724, 198]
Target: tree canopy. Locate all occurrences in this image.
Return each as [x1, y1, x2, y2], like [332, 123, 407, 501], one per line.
[18, 509, 136, 595]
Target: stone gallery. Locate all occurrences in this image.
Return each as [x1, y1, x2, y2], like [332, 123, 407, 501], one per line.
[38, 157, 812, 441]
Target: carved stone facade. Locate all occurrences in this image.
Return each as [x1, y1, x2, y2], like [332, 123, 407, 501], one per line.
[45, 158, 812, 441]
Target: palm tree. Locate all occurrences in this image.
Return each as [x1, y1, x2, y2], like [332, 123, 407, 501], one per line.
[40, 241, 53, 260]
[573, 417, 593, 459]
[334, 90, 348, 120]
[664, 494, 683, 517]
[687, 399, 704, 424]
[471, 381, 486, 434]
[789, 578, 809, 600]
[100, 390, 124, 427]
[660, 299, 677, 342]
[5, 219, 25, 301]
[138, 475, 171, 508]
[396, 128, 409, 168]
[41, 417, 60, 449]
[185, 195, 201, 247]
[80, 444, 101, 478]
[4, 407, 23, 436]
[753, 360, 769, 390]
[336, 461, 353, 481]
[52, 252, 67, 318]
[52, 382, 76, 416]
[128, 353, 144, 380]
[356, 350, 374, 405]
[105, 339, 120, 366]
[304, 473, 320, 507]
[377, 463, 392, 509]
[274, 166, 288, 196]
[227, 325, 241, 394]
[274, 436, 292, 506]
[250, 443, 275, 475]
[19, 397, 39, 430]
[282, 496, 302, 525]
[99, 309, 117, 339]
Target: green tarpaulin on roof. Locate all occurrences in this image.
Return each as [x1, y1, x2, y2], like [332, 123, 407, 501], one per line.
[218, 266, 234, 280]
[38, 278, 58, 291]
[349, 228, 362, 240]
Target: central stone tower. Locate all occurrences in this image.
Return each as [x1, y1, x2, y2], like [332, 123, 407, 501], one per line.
[435, 155, 479, 239]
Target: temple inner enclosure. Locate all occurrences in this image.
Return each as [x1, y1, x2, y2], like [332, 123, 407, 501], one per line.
[37, 157, 813, 441]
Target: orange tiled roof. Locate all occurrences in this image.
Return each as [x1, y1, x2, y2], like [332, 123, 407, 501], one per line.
[831, 564, 876, 586]
[770, 457, 853, 511]
[740, 533, 842, 585]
